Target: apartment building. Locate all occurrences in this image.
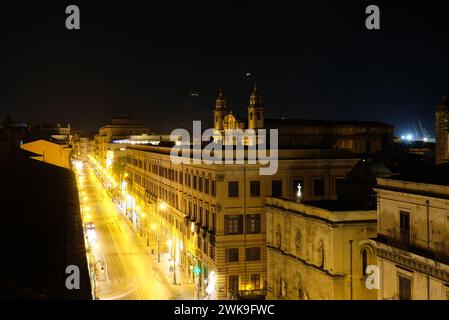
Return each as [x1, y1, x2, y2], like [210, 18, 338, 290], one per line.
[125, 145, 359, 299]
[368, 176, 449, 300]
[94, 116, 151, 166]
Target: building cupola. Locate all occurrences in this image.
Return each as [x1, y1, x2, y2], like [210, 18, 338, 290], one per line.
[248, 83, 264, 129]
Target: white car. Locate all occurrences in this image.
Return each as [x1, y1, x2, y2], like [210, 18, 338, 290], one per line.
[87, 222, 95, 230]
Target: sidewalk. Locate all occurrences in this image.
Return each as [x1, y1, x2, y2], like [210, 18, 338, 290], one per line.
[113, 198, 198, 300]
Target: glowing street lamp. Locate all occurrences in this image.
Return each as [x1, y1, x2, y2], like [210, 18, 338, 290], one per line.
[159, 202, 167, 211]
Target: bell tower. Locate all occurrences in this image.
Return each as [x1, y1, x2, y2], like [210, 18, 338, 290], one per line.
[436, 96, 449, 165]
[247, 83, 264, 130]
[214, 89, 227, 131]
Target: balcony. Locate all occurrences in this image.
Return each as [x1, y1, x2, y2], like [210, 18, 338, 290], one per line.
[377, 228, 449, 265]
[230, 289, 266, 300]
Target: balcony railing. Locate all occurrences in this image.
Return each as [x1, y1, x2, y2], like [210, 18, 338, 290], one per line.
[377, 228, 449, 265]
[230, 289, 266, 300]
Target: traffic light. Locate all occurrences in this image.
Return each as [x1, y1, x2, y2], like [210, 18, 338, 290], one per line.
[193, 264, 202, 276]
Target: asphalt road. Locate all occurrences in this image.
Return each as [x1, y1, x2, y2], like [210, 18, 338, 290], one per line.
[80, 163, 177, 300]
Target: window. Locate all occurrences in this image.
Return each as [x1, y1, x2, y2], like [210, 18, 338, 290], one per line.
[250, 181, 260, 197]
[193, 176, 197, 189]
[398, 275, 411, 300]
[400, 211, 410, 243]
[211, 180, 216, 196]
[212, 211, 217, 233]
[228, 181, 239, 198]
[229, 275, 239, 292]
[246, 247, 261, 261]
[313, 178, 325, 196]
[292, 179, 304, 201]
[205, 209, 209, 229]
[225, 215, 243, 234]
[334, 178, 345, 196]
[272, 180, 282, 197]
[205, 178, 209, 194]
[246, 214, 261, 234]
[226, 248, 239, 262]
[251, 274, 261, 290]
[362, 249, 368, 276]
[366, 140, 372, 153]
[198, 177, 203, 192]
[210, 245, 215, 261]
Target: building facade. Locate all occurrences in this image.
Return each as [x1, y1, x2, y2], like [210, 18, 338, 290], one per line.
[94, 116, 151, 166]
[212, 86, 394, 153]
[124, 145, 359, 299]
[265, 197, 377, 300]
[21, 139, 72, 168]
[368, 178, 449, 300]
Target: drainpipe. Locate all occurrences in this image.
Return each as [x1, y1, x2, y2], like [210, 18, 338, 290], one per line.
[349, 240, 353, 300]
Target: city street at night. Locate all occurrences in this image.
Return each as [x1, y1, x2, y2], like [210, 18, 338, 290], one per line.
[2, 3, 449, 318]
[78, 162, 194, 300]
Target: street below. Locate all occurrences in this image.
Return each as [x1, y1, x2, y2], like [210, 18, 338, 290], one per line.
[80, 162, 185, 300]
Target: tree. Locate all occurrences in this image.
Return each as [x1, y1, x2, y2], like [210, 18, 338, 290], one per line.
[111, 156, 126, 179]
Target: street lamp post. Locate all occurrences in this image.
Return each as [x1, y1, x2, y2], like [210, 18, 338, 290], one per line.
[157, 224, 161, 262]
[140, 213, 144, 237]
[170, 235, 177, 285]
[146, 212, 149, 247]
[157, 201, 167, 262]
[91, 260, 105, 300]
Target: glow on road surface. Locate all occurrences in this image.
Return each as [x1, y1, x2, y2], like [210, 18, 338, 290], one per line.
[79, 162, 183, 300]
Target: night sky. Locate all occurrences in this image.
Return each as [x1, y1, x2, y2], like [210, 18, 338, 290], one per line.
[1, 1, 449, 135]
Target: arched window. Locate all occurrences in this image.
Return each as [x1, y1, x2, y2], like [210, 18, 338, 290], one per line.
[362, 249, 368, 276]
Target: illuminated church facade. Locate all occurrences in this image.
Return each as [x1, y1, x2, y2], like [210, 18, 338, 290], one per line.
[211, 85, 394, 154]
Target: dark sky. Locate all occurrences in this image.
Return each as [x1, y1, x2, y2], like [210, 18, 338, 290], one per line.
[1, 1, 448, 136]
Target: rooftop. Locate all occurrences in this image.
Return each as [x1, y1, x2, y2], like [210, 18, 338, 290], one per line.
[264, 118, 393, 128]
[266, 197, 376, 224]
[0, 146, 91, 299]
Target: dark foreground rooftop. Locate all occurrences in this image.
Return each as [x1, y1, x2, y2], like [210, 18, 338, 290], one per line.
[0, 136, 91, 299]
